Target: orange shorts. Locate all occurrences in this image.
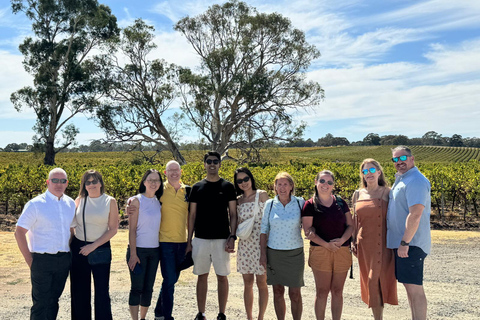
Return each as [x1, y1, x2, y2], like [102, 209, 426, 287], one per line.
[308, 246, 352, 273]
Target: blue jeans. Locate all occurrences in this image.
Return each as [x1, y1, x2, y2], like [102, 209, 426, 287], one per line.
[154, 242, 188, 320]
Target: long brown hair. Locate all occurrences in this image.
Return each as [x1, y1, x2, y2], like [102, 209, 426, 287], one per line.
[78, 170, 105, 198]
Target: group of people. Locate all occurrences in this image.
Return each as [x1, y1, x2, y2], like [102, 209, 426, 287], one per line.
[15, 146, 431, 320]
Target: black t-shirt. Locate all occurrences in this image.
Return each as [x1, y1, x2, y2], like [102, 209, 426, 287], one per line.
[189, 178, 236, 239]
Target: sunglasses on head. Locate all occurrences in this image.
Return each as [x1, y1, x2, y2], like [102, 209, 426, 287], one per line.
[50, 178, 67, 184]
[85, 180, 99, 186]
[392, 155, 411, 163]
[318, 179, 334, 185]
[205, 159, 220, 165]
[362, 168, 377, 175]
[236, 176, 250, 185]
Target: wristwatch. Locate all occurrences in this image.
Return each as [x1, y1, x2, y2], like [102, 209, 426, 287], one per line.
[400, 240, 410, 246]
[228, 234, 237, 241]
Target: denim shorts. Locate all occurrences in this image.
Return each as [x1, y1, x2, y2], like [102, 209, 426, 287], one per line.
[394, 246, 427, 285]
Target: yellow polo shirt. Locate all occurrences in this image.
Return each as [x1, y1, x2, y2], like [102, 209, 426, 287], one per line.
[159, 181, 189, 242]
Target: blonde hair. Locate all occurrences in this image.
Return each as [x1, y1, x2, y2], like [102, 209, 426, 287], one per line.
[359, 158, 389, 188]
[274, 171, 295, 196]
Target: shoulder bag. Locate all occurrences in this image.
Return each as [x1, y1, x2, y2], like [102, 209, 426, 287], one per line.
[82, 196, 112, 266]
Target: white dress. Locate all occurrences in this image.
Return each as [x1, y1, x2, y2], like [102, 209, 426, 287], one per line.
[236, 197, 266, 275]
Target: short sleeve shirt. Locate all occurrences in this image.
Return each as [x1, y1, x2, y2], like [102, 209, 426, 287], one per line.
[260, 195, 305, 250]
[159, 182, 189, 243]
[189, 178, 236, 239]
[16, 190, 76, 253]
[387, 167, 431, 254]
[301, 195, 351, 246]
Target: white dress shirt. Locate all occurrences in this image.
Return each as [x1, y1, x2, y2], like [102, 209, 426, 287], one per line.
[16, 190, 76, 254]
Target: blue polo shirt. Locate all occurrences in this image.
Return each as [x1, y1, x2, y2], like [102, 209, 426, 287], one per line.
[387, 167, 431, 254]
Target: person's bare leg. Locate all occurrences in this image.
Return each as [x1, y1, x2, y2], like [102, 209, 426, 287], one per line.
[242, 274, 254, 320]
[140, 306, 148, 319]
[330, 271, 348, 320]
[256, 274, 268, 320]
[197, 273, 209, 313]
[217, 275, 229, 314]
[312, 270, 332, 320]
[129, 305, 139, 320]
[371, 281, 384, 320]
[404, 283, 427, 320]
[272, 285, 286, 320]
[288, 287, 302, 320]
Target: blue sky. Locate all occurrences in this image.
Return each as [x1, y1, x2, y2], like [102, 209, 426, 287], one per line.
[1, 0, 479, 148]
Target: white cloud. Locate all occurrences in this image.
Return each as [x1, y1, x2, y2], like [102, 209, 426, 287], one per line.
[299, 38, 480, 140]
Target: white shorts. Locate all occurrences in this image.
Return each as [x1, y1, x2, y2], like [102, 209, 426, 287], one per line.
[192, 237, 231, 276]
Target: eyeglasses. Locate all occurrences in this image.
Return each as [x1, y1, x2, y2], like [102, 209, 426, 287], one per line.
[362, 168, 377, 175]
[85, 180, 99, 186]
[50, 178, 67, 184]
[318, 179, 334, 186]
[392, 155, 411, 163]
[146, 179, 161, 184]
[205, 159, 220, 165]
[236, 176, 250, 185]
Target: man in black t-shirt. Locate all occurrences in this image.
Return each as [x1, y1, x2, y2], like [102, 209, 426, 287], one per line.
[187, 151, 237, 320]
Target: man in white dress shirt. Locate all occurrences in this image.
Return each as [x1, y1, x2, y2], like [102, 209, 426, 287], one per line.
[15, 168, 76, 320]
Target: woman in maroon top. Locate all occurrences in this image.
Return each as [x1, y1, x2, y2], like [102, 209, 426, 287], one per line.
[302, 170, 353, 320]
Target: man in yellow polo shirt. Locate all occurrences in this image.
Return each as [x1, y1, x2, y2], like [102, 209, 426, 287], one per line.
[154, 160, 191, 320]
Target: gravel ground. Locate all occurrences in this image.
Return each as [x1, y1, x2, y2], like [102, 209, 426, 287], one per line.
[1, 231, 479, 320]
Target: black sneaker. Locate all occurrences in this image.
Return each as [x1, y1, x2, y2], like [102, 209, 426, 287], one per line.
[217, 313, 226, 320]
[194, 312, 206, 320]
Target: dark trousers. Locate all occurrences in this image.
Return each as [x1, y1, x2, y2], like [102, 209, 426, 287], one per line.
[70, 236, 113, 320]
[30, 252, 71, 320]
[154, 242, 187, 320]
[126, 246, 160, 306]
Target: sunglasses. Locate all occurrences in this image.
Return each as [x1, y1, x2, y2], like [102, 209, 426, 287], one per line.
[318, 179, 334, 186]
[85, 180, 99, 186]
[236, 176, 250, 185]
[392, 155, 411, 163]
[205, 159, 220, 165]
[362, 168, 377, 175]
[50, 178, 67, 184]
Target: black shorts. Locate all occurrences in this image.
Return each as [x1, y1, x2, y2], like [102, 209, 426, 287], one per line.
[394, 246, 427, 285]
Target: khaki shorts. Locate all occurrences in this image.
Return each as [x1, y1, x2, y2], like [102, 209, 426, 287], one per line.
[308, 246, 352, 273]
[192, 237, 230, 276]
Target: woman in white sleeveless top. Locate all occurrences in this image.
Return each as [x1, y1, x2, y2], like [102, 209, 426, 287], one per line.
[71, 170, 119, 320]
[127, 169, 163, 320]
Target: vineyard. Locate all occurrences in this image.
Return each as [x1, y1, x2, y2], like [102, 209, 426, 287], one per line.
[1, 146, 480, 225]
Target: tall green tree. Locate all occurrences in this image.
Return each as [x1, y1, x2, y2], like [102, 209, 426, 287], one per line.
[94, 19, 187, 164]
[10, 0, 118, 165]
[175, 0, 324, 160]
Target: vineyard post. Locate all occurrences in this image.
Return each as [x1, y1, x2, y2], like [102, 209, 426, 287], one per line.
[441, 179, 445, 222]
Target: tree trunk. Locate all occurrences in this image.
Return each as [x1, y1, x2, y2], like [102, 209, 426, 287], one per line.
[168, 142, 187, 165]
[44, 140, 56, 165]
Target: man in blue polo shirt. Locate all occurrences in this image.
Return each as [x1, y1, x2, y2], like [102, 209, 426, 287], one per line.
[387, 146, 431, 320]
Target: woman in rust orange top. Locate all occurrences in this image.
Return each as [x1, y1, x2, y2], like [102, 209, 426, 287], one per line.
[352, 159, 398, 320]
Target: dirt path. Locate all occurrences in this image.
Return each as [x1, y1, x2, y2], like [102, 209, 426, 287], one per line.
[1, 230, 479, 319]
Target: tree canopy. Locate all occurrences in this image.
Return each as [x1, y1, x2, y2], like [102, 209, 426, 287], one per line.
[94, 19, 187, 164]
[10, 0, 119, 164]
[175, 0, 324, 160]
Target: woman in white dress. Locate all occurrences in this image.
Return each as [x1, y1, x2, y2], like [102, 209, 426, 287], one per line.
[234, 167, 269, 320]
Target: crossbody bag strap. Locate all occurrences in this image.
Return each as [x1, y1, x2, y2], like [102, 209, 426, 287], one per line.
[82, 196, 88, 246]
[253, 190, 260, 218]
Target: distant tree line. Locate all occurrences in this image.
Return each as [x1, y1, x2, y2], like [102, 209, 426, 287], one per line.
[280, 131, 480, 148]
[3, 131, 479, 152]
